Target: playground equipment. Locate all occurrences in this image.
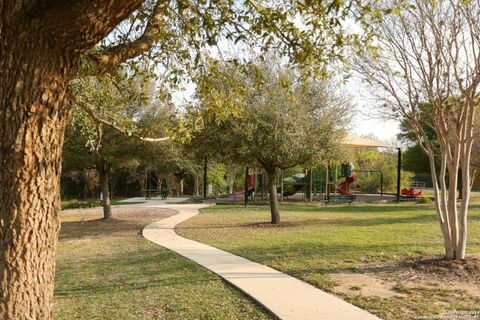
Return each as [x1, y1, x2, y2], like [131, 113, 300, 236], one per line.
[336, 161, 357, 196]
[232, 174, 256, 196]
[282, 183, 304, 196]
[281, 173, 306, 197]
[144, 188, 169, 200]
[336, 172, 357, 196]
[401, 187, 424, 197]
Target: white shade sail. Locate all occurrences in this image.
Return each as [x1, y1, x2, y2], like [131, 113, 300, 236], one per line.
[343, 134, 391, 148]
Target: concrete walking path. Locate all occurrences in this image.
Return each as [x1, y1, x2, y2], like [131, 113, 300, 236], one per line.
[141, 201, 381, 320]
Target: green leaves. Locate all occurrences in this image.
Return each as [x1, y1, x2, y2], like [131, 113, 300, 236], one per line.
[90, 0, 383, 88]
[187, 59, 350, 170]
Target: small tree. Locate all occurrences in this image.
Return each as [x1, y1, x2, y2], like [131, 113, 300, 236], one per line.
[63, 123, 141, 218]
[194, 61, 349, 223]
[66, 71, 173, 218]
[356, 0, 480, 259]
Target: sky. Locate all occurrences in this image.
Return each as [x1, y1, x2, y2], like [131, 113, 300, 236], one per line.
[172, 78, 401, 145]
[352, 114, 400, 143]
[168, 12, 402, 144]
[344, 75, 401, 144]
[170, 16, 401, 144]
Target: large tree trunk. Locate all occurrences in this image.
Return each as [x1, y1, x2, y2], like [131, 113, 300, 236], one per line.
[0, 34, 72, 320]
[266, 169, 280, 224]
[0, 2, 142, 318]
[98, 163, 112, 220]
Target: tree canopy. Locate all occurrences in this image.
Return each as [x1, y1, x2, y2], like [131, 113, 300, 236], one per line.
[190, 59, 350, 223]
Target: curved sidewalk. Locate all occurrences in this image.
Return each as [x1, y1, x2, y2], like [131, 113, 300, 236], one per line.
[142, 203, 381, 320]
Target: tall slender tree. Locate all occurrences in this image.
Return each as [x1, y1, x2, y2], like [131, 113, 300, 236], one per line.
[356, 0, 480, 260]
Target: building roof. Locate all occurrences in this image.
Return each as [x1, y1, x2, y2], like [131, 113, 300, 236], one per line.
[343, 134, 392, 148]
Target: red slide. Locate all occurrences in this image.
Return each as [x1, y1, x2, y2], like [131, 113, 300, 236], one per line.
[232, 175, 256, 196]
[401, 188, 424, 197]
[336, 172, 357, 196]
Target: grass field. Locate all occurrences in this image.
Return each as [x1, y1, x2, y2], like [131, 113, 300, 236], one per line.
[54, 207, 270, 320]
[176, 202, 480, 320]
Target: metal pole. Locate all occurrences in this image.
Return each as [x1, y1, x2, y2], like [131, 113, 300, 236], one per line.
[380, 171, 384, 196]
[254, 170, 258, 203]
[203, 160, 207, 198]
[244, 167, 249, 208]
[326, 164, 330, 197]
[396, 148, 401, 202]
[309, 168, 313, 203]
[280, 170, 284, 202]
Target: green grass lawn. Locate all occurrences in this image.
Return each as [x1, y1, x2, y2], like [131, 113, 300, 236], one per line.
[422, 189, 480, 199]
[176, 202, 480, 320]
[61, 198, 146, 210]
[54, 209, 270, 320]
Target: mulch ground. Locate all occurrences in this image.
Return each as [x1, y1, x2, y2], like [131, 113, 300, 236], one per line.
[400, 255, 480, 281]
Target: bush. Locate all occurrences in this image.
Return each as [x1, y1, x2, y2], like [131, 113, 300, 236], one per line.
[351, 149, 414, 193]
[61, 199, 100, 210]
[416, 196, 432, 204]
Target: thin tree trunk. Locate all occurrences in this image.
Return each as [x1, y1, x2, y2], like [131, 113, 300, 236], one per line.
[179, 178, 184, 195]
[266, 169, 280, 224]
[98, 163, 112, 220]
[447, 162, 459, 256]
[458, 155, 471, 260]
[194, 175, 200, 196]
[136, 168, 147, 194]
[226, 171, 236, 194]
[427, 147, 454, 259]
[158, 175, 164, 192]
[458, 110, 475, 260]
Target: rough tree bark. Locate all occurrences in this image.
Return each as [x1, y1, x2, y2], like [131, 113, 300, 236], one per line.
[266, 169, 280, 224]
[0, 1, 143, 318]
[98, 162, 112, 219]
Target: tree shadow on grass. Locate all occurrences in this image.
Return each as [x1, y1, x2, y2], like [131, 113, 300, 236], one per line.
[54, 271, 217, 297]
[55, 245, 217, 297]
[176, 213, 440, 230]
[59, 220, 139, 241]
[283, 204, 431, 213]
[229, 241, 440, 273]
[205, 204, 437, 213]
[307, 214, 438, 227]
